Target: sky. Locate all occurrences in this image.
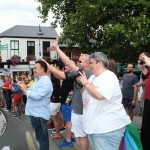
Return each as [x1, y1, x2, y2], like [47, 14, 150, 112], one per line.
[0, 0, 62, 34]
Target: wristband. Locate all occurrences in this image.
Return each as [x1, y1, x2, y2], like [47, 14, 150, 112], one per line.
[84, 82, 89, 87]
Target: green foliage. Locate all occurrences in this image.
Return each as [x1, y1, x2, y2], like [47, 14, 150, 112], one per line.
[36, 0, 150, 63]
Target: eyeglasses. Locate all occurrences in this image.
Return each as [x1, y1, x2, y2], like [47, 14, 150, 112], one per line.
[78, 60, 82, 63]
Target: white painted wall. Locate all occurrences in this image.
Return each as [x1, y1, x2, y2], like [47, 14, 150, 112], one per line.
[0, 37, 57, 61]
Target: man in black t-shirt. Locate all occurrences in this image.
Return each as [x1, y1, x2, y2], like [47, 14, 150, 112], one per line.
[42, 60, 75, 147]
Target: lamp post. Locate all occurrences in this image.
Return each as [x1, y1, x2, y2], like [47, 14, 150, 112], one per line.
[37, 25, 44, 59]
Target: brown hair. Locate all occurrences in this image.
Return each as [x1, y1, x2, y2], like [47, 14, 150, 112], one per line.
[35, 60, 48, 73]
[108, 59, 118, 78]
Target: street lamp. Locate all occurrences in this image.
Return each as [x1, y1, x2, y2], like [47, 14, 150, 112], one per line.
[37, 25, 44, 59]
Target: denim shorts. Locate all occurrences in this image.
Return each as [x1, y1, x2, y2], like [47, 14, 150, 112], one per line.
[88, 126, 126, 150]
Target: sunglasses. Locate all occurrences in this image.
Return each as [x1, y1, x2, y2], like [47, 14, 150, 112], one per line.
[78, 60, 82, 63]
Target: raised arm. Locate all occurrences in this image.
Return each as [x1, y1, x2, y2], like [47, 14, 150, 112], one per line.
[41, 59, 66, 80]
[52, 36, 78, 71]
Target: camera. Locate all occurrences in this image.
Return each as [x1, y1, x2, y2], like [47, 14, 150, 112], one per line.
[139, 60, 145, 65]
[66, 68, 83, 80]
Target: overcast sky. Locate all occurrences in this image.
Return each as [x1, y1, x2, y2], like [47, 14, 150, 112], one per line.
[0, 0, 62, 34]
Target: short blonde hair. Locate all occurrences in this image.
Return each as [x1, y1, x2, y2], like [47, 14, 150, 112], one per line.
[80, 53, 90, 60]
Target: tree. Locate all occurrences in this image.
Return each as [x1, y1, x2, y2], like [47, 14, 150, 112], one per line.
[36, 0, 150, 63]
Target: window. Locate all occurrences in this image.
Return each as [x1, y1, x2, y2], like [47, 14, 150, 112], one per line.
[27, 41, 35, 55]
[65, 52, 72, 60]
[43, 41, 50, 57]
[10, 40, 19, 56]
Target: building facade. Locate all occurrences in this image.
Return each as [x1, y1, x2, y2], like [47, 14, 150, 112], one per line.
[0, 25, 80, 76]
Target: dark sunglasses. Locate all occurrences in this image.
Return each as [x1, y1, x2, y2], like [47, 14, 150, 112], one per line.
[78, 60, 82, 63]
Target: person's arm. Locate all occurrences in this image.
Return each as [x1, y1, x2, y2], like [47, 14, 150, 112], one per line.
[138, 91, 144, 103]
[132, 76, 139, 106]
[52, 36, 78, 71]
[78, 71, 105, 100]
[135, 80, 146, 87]
[19, 79, 53, 100]
[12, 84, 20, 93]
[132, 84, 138, 106]
[41, 59, 66, 80]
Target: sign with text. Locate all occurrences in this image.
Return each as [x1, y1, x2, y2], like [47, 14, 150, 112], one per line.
[0, 110, 7, 138]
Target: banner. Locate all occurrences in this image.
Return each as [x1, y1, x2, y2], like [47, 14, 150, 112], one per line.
[0, 44, 8, 51]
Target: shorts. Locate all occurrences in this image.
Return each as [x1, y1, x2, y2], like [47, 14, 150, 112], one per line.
[122, 98, 135, 109]
[61, 104, 71, 121]
[88, 126, 126, 150]
[50, 102, 61, 116]
[71, 112, 86, 137]
[13, 94, 23, 103]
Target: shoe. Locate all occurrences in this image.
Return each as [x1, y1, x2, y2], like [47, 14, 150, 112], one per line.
[59, 140, 73, 147]
[61, 127, 66, 132]
[12, 115, 18, 118]
[18, 114, 22, 117]
[71, 137, 76, 142]
[47, 123, 54, 130]
[4, 109, 9, 111]
[52, 127, 65, 133]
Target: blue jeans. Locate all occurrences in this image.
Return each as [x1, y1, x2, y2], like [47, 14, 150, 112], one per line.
[31, 117, 49, 150]
[5, 91, 12, 110]
[88, 126, 126, 150]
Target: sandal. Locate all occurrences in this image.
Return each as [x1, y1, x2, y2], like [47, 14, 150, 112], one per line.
[50, 134, 62, 139]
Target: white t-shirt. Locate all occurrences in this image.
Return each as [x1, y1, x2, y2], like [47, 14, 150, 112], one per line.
[82, 70, 131, 134]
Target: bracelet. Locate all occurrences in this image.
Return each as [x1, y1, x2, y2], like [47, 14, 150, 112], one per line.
[84, 82, 89, 87]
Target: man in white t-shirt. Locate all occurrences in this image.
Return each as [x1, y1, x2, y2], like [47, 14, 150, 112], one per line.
[79, 52, 131, 150]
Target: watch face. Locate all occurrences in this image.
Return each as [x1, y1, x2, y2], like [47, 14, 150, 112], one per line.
[0, 110, 7, 138]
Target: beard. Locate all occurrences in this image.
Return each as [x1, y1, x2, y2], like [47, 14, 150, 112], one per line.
[126, 70, 133, 73]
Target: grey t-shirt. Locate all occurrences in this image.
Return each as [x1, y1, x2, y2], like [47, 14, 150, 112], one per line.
[71, 70, 92, 114]
[122, 74, 138, 99]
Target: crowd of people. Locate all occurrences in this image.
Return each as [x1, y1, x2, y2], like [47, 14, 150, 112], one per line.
[0, 74, 34, 118]
[1, 36, 150, 150]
